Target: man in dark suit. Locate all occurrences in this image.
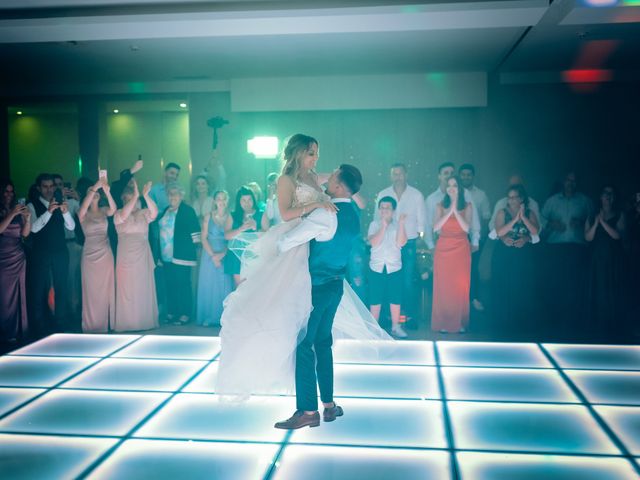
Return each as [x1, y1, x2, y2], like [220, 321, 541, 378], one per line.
[274, 164, 363, 430]
[26, 173, 76, 338]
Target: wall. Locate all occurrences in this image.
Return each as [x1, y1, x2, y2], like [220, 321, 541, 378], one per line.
[7, 79, 639, 218]
[482, 80, 640, 204]
[8, 111, 80, 196]
[190, 78, 639, 227]
[100, 111, 190, 194]
[7, 108, 191, 199]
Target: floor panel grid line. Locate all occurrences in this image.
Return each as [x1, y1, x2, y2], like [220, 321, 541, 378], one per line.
[263, 431, 293, 480]
[1, 335, 639, 480]
[3, 386, 634, 407]
[272, 441, 639, 458]
[433, 341, 461, 480]
[538, 343, 640, 476]
[2, 429, 639, 459]
[0, 335, 145, 423]
[5, 354, 221, 363]
[54, 387, 181, 394]
[73, 351, 221, 479]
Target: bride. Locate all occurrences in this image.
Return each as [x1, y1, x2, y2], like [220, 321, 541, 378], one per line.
[216, 134, 391, 397]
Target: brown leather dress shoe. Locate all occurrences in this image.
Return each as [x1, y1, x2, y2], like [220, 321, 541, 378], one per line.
[323, 404, 344, 422]
[274, 410, 320, 430]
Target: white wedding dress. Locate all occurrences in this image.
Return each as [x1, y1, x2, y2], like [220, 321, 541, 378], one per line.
[216, 182, 391, 398]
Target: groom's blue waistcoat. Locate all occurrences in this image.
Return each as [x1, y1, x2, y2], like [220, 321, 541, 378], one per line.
[309, 201, 359, 286]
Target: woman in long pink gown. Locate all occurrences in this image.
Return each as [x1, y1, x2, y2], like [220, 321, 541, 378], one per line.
[114, 180, 159, 332]
[78, 178, 116, 333]
[431, 176, 473, 333]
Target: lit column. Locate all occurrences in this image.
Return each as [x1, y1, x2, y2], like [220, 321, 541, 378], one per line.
[78, 98, 100, 178]
[0, 101, 9, 179]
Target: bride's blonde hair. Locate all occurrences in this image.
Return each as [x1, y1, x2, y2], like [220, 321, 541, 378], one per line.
[281, 134, 318, 180]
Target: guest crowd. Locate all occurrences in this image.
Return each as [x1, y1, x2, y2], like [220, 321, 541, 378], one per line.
[1, 155, 639, 345]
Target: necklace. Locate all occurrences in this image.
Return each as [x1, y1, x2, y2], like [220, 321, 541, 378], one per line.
[212, 212, 227, 227]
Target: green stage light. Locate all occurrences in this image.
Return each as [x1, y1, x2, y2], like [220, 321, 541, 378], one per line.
[247, 136, 279, 158]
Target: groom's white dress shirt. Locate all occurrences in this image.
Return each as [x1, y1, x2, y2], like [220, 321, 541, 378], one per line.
[277, 198, 352, 253]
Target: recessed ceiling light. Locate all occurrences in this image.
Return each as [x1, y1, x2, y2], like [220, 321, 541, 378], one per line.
[16, 111, 23, 115]
[179, 103, 187, 108]
[113, 109, 119, 114]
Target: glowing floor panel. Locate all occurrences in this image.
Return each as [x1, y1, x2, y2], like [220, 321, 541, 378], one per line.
[457, 452, 639, 480]
[134, 394, 290, 443]
[448, 402, 620, 454]
[565, 370, 640, 406]
[272, 445, 451, 480]
[0, 434, 117, 480]
[0, 356, 99, 388]
[596, 406, 640, 456]
[441, 367, 578, 403]
[112, 335, 220, 360]
[0, 387, 46, 416]
[10, 333, 140, 358]
[61, 358, 208, 392]
[0, 335, 638, 479]
[88, 440, 278, 480]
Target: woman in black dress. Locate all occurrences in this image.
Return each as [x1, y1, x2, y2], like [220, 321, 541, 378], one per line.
[584, 185, 625, 339]
[626, 191, 640, 339]
[491, 184, 540, 337]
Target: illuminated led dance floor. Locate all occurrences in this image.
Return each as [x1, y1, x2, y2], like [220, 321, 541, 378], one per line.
[0, 334, 639, 479]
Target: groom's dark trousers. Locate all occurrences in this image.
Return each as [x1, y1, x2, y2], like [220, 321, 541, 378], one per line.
[295, 279, 343, 412]
[293, 199, 359, 412]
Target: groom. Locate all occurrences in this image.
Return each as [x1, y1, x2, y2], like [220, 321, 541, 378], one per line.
[274, 164, 363, 429]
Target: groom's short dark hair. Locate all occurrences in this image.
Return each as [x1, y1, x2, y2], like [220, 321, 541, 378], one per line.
[338, 164, 362, 195]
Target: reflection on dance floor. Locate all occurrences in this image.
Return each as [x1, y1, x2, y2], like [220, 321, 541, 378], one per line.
[0, 334, 638, 479]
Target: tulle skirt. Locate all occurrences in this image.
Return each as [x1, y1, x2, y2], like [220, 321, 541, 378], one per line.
[216, 219, 391, 398]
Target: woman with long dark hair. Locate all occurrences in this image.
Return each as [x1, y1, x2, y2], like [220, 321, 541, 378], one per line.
[224, 185, 268, 286]
[0, 180, 30, 342]
[431, 176, 473, 333]
[491, 184, 540, 336]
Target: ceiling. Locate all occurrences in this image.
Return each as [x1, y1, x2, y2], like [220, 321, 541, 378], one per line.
[0, 0, 638, 96]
